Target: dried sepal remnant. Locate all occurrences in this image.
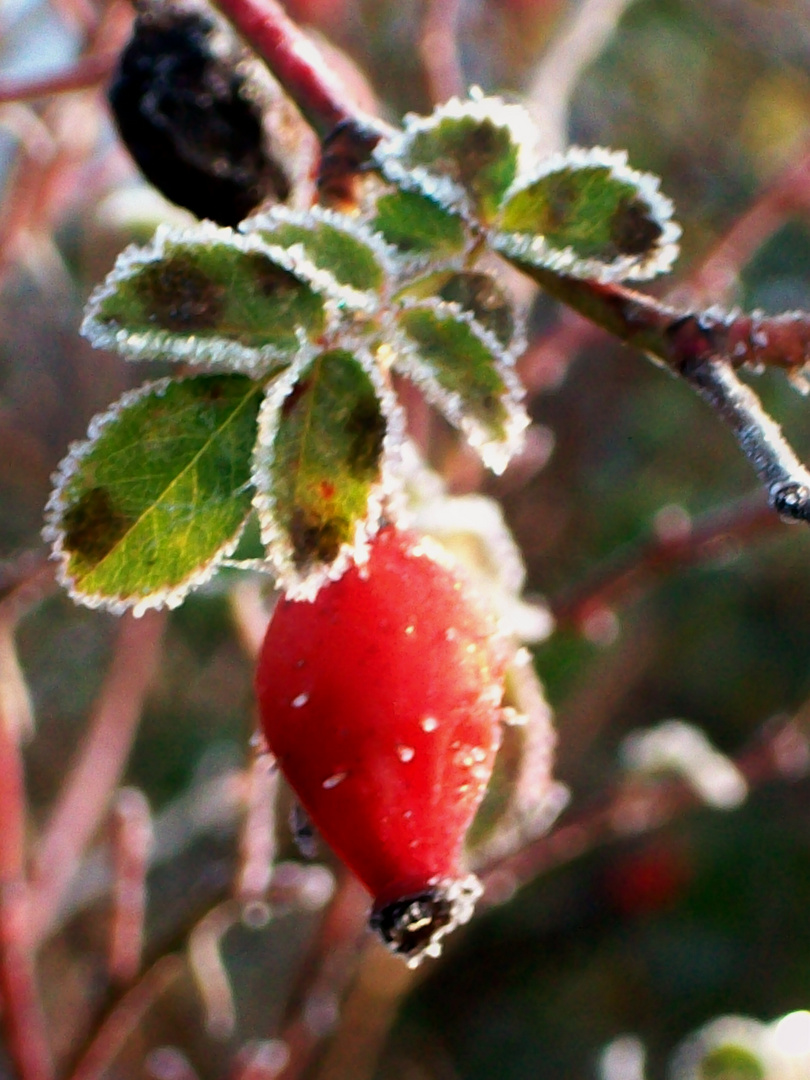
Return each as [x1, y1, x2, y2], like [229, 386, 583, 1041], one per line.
[81, 222, 329, 374]
[394, 301, 528, 474]
[108, 1, 309, 226]
[493, 147, 680, 282]
[375, 94, 538, 224]
[241, 205, 392, 301]
[43, 375, 263, 615]
[251, 348, 405, 599]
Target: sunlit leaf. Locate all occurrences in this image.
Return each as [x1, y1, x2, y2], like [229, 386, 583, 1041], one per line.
[395, 302, 528, 473]
[372, 189, 468, 256]
[375, 96, 536, 223]
[44, 375, 265, 613]
[242, 206, 388, 302]
[493, 147, 680, 282]
[82, 222, 328, 373]
[252, 348, 403, 599]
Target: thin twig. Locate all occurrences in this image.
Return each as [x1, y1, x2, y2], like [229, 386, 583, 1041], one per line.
[0, 641, 54, 1080]
[30, 611, 166, 946]
[527, 268, 810, 520]
[212, 0, 386, 139]
[236, 751, 278, 922]
[525, 0, 638, 155]
[108, 787, 153, 985]
[0, 53, 118, 106]
[275, 874, 370, 1080]
[552, 494, 779, 628]
[479, 714, 810, 901]
[419, 0, 465, 104]
[67, 955, 184, 1080]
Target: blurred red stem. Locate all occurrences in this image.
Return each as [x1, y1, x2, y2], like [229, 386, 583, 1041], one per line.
[30, 611, 166, 946]
[551, 494, 781, 629]
[0, 53, 117, 105]
[67, 956, 184, 1080]
[211, 0, 382, 138]
[480, 716, 809, 897]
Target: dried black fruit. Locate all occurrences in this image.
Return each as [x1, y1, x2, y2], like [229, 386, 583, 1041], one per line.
[109, 2, 294, 226]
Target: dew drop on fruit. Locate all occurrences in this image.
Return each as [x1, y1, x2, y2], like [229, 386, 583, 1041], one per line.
[397, 745, 416, 763]
[404, 624, 415, 635]
[445, 627, 457, 641]
[322, 771, 347, 789]
[420, 716, 439, 733]
[291, 692, 310, 708]
[502, 706, 528, 726]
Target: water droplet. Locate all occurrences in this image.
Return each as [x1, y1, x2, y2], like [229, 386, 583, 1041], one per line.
[322, 771, 347, 789]
[445, 627, 457, 641]
[404, 624, 415, 635]
[404, 809, 413, 819]
[458, 783, 470, 794]
[471, 747, 487, 762]
[466, 643, 477, 654]
[502, 706, 528, 726]
[292, 692, 310, 708]
[420, 716, 439, 733]
[397, 745, 415, 763]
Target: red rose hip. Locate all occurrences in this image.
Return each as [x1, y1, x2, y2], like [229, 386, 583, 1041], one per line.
[255, 525, 508, 963]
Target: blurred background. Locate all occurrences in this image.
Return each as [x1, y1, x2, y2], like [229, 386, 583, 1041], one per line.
[3, 0, 810, 1078]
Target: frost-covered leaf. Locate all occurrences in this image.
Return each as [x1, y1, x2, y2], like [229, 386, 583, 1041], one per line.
[375, 96, 537, 223]
[82, 222, 328, 373]
[396, 270, 516, 346]
[395, 303, 528, 473]
[252, 348, 403, 599]
[241, 207, 388, 304]
[492, 148, 680, 282]
[372, 189, 468, 257]
[44, 375, 264, 614]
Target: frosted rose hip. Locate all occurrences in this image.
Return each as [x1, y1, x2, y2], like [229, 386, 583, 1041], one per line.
[255, 525, 508, 962]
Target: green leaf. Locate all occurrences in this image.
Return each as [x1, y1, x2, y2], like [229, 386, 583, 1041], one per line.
[395, 270, 516, 346]
[395, 303, 528, 473]
[82, 223, 328, 373]
[253, 349, 401, 598]
[372, 189, 468, 256]
[242, 207, 386, 298]
[493, 147, 680, 282]
[377, 97, 534, 223]
[44, 374, 264, 613]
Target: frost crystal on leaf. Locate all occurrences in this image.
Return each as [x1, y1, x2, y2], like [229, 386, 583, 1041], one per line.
[493, 146, 680, 283]
[251, 346, 405, 600]
[392, 299, 529, 474]
[374, 94, 539, 224]
[81, 221, 337, 374]
[43, 375, 262, 614]
[240, 205, 396, 312]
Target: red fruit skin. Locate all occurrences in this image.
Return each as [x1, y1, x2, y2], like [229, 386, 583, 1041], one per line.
[256, 527, 507, 912]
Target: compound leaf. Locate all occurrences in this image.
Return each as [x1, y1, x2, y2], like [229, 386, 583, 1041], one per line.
[44, 374, 264, 613]
[253, 349, 402, 599]
[395, 303, 528, 473]
[375, 96, 536, 224]
[82, 222, 328, 373]
[493, 147, 680, 282]
[242, 207, 387, 300]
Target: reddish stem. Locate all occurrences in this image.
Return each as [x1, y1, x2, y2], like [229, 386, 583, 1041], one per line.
[212, 0, 380, 138]
[0, 53, 117, 106]
[551, 495, 781, 629]
[30, 612, 166, 946]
